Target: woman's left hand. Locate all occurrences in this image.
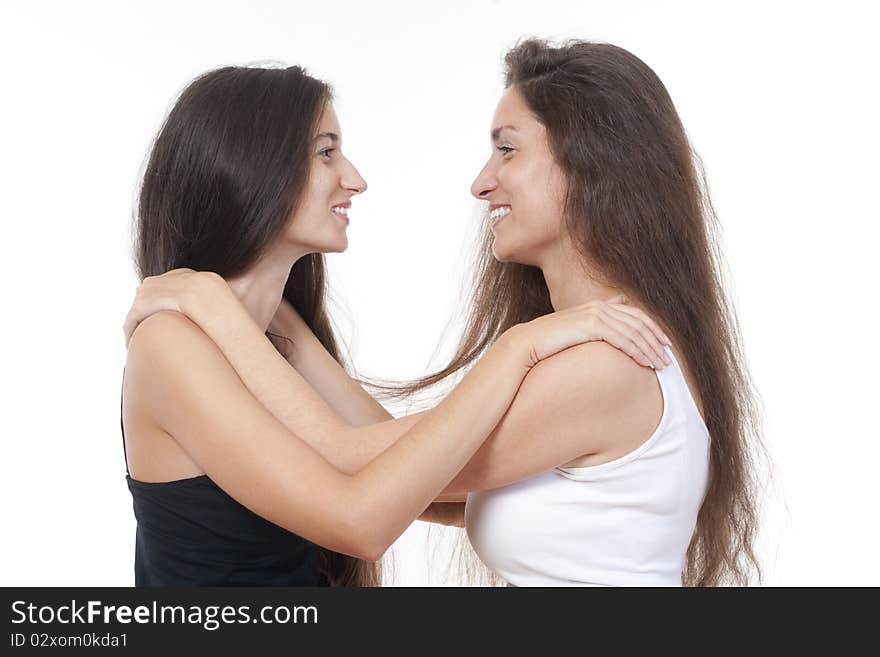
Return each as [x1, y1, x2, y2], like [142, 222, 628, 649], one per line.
[122, 268, 223, 348]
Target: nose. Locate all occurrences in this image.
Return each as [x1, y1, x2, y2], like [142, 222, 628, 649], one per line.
[470, 160, 497, 200]
[341, 156, 367, 195]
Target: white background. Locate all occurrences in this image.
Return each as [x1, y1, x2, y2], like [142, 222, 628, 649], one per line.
[1, 0, 877, 586]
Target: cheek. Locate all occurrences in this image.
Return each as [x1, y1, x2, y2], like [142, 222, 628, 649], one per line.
[536, 162, 566, 211]
[501, 160, 559, 215]
[304, 168, 336, 209]
[520, 170, 566, 245]
[496, 167, 532, 224]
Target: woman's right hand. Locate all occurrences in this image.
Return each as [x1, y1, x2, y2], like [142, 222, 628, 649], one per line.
[508, 295, 672, 370]
[123, 269, 225, 348]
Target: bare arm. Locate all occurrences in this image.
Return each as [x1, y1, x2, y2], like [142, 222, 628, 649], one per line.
[191, 278, 666, 495]
[267, 299, 467, 526]
[268, 301, 468, 516]
[269, 298, 393, 426]
[126, 310, 536, 560]
[123, 271, 671, 487]
[440, 340, 665, 495]
[175, 278, 416, 473]
[267, 300, 625, 510]
[268, 311, 463, 521]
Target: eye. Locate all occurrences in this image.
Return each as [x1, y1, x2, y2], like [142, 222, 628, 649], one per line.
[319, 147, 336, 159]
[497, 145, 514, 156]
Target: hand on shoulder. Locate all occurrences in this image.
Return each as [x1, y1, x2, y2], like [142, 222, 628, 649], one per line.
[524, 339, 661, 404]
[445, 340, 664, 493]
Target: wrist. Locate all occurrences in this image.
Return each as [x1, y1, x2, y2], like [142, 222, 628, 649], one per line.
[494, 324, 534, 372]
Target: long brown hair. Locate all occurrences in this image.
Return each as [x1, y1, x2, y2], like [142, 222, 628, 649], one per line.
[135, 65, 379, 586]
[408, 39, 767, 586]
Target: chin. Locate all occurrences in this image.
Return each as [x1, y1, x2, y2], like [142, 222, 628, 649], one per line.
[316, 243, 346, 255]
[327, 236, 349, 253]
[490, 237, 521, 263]
[491, 241, 542, 267]
[309, 232, 349, 254]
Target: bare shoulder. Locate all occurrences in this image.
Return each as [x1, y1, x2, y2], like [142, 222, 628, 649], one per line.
[126, 311, 211, 401]
[126, 310, 231, 388]
[123, 311, 217, 481]
[125, 309, 244, 417]
[525, 340, 660, 401]
[524, 341, 663, 468]
[127, 310, 211, 360]
[445, 340, 665, 493]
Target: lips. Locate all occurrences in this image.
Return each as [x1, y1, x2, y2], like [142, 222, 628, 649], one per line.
[331, 203, 350, 225]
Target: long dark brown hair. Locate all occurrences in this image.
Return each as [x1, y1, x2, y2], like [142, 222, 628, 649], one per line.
[408, 39, 767, 586]
[134, 64, 379, 587]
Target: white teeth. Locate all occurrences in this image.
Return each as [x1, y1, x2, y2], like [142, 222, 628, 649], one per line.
[332, 206, 349, 217]
[489, 206, 511, 220]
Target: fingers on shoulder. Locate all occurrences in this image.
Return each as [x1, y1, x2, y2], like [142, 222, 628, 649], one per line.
[576, 340, 650, 375]
[527, 340, 654, 400]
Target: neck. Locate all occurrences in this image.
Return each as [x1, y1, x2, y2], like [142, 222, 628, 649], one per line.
[226, 243, 310, 333]
[539, 239, 621, 311]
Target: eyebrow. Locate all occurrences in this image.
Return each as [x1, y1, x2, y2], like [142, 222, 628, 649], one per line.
[491, 125, 518, 141]
[315, 132, 339, 142]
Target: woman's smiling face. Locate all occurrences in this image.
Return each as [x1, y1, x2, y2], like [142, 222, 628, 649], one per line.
[285, 102, 367, 254]
[470, 86, 569, 266]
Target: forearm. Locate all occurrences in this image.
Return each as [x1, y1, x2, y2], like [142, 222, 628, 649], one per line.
[183, 276, 526, 550]
[184, 277, 351, 441]
[350, 332, 529, 553]
[270, 300, 392, 426]
[183, 276, 425, 473]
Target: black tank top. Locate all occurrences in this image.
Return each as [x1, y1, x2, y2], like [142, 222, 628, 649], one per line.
[121, 383, 325, 586]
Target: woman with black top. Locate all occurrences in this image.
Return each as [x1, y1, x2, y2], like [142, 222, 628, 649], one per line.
[122, 64, 669, 586]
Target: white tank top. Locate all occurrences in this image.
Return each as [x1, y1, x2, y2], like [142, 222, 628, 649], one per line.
[465, 345, 710, 586]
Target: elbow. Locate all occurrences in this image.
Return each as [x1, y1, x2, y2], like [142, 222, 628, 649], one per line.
[353, 541, 388, 564]
[349, 512, 394, 562]
[338, 528, 390, 563]
[332, 494, 393, 563]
